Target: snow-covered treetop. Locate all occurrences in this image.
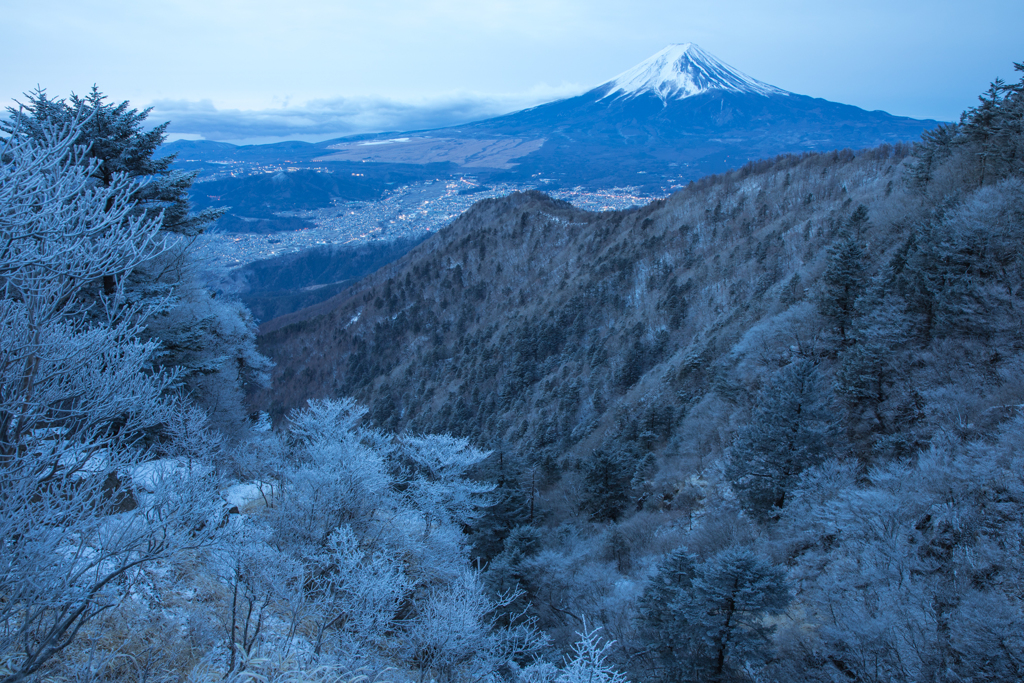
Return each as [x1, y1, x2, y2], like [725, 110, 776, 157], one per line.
[597, 43, 788, 102]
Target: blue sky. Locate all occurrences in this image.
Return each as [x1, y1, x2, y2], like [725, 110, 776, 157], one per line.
[5, 0, 1022, 144]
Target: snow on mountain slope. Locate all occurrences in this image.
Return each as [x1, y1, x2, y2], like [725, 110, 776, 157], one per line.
[598, 43, 788, 102]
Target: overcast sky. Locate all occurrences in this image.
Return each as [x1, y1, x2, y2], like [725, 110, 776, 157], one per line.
[5, 0, 1022, 144]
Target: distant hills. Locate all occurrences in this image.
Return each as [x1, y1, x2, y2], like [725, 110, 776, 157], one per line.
[165, 43, 942, 192]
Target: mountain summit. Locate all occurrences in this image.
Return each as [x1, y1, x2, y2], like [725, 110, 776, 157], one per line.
[597, 43, 788, 102]
[434, 44, 941, 186]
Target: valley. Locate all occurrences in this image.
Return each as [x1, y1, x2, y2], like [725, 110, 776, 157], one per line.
[177, 42, 943, 287]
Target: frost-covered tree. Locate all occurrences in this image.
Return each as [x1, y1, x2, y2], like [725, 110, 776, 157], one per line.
[225, 398, 544, 679]
[911, 62, 1024, 191]
[555, 625, 630, 683]
[636, 548, 704, 681]
[270, 399, 393, 549]
[2, 88, 269, 436]
[0, 118, 220, 683]
[636, 546, 789, 683]
[400, 433, 495, 531]
[727, 359, 837, 522]
[581, 447, 634, 522]
[484, 524, 541, 626]
[306, 525, 411, 656]
[144, 265, 272, 436]
[403, 569, 543, 682]
[835, 294, 910, 448]
[818, 210, 868, 343]
[507, 624, 630, 683]
[693, 548, 789, 681]
[900, 177, 1024, 343]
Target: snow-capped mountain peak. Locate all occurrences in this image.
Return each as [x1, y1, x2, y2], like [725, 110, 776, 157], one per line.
[598, 43, 787, 102]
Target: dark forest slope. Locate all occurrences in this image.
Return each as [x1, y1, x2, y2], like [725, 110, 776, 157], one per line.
[224, 236, 426, 321]
[258, 143, 917, 470]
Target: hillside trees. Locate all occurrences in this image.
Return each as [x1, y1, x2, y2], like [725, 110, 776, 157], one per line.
[0, 116, 221, 683]
[834, 293, 911, 448]
[817, 207, 867, 343]
[231, 398, 554, 680]
[636, 549, 701, 680]
[898, 178, 1024, 343]
[912, 61, 1024, 191]
[582, 447, 637, 522]
[771, 419, 1024, 683]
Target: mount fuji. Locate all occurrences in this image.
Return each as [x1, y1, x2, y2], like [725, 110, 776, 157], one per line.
[172, 44, 943, 190]
[311, 43, 942, 188]
[597, 43, 789, 101]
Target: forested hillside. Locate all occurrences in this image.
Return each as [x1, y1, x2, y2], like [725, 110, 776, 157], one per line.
[258, 64, 1024, 681]
[259, 143, 918, 467]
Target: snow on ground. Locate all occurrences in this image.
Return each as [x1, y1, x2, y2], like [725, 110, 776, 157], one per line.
[221, 481, 275, 510]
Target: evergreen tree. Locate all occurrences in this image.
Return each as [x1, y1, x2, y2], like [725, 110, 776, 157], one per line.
[818, 209, 868, 343]
[898, 175, 1024, 343]
[636, 549, 705, 682]
[692, 548, 790, 682]
[470, 460, 534, 564]
[911, 62, 1024, 191]
[2, 87, 222, 238]
[483, 524, 540, 627]
[2, 88, 267, 432]
[582, 448, 634, 522]
[0, 116, 221, 682]
[835, 292, 909, 447]
[727, 359, 836, 523]
[909, 123, 958, 189]
[637, 547, 789, 682]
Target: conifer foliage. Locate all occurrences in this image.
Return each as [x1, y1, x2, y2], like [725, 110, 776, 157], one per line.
[817, 206, 867, 343]
[726, 359, 835, 522]
[2, 87, 221, 236]
[637, 547, 789, 682]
